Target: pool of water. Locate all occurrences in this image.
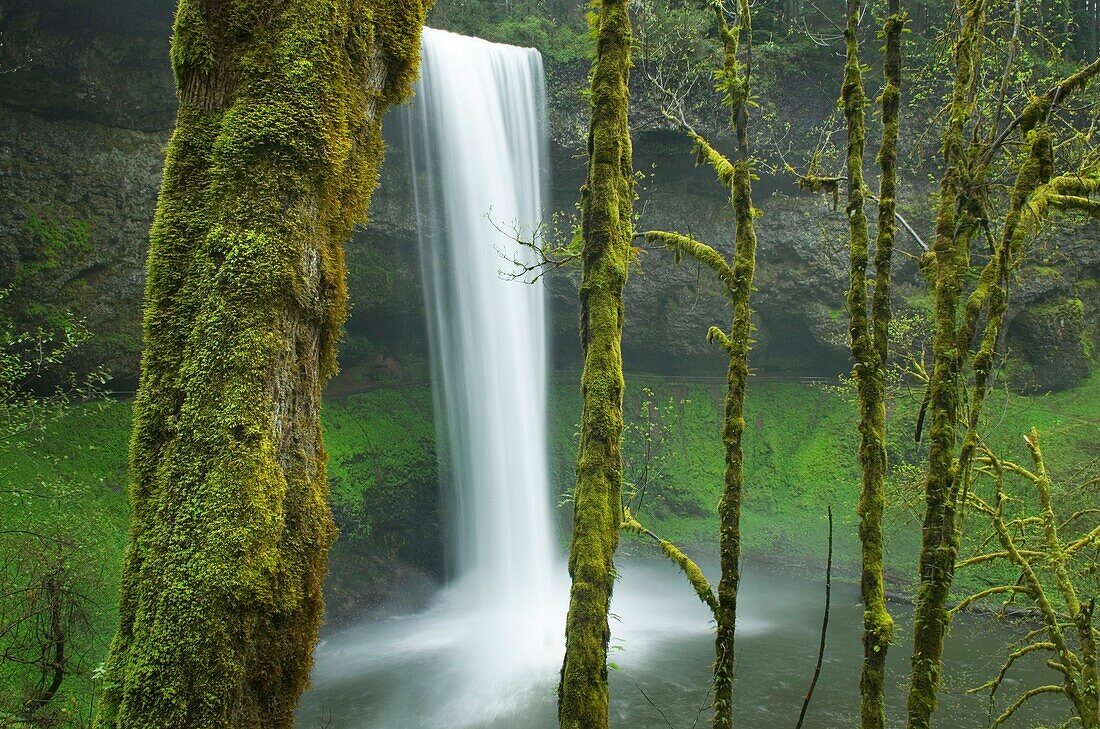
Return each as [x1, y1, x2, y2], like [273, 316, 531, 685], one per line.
[299, 559, 1068, 728]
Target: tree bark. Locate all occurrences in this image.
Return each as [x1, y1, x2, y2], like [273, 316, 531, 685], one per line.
[558, 0, 633, 726]
[713, 5, 757, 727]
[94, 2, 426, 727]
[906, 3, 985, 727]
[849, 2, 901, 727]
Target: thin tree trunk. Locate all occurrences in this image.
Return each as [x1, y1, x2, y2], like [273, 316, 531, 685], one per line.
[713, 4, 757, 727]
[905, 2, 985, 727]
[795, 506, 833, 729]
[851, 1, 901, 726]
[557, 0, 633, 725]
[94, 2, 427, 727]
[22, 575, 65, 717]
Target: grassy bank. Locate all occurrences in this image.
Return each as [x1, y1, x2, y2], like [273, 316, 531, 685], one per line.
[550, 373, 1100, 588]
[2, 373, 1097, 716]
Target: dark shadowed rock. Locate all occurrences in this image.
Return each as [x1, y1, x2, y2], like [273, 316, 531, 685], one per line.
[0, 2, 1095, 391]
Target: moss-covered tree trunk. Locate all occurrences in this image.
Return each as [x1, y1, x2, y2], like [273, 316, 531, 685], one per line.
[846, 1, 900, 726]
[557, 0, 633, 726]
[94, 2, 426, 727]
[644, 5, 757, 725]
[906, 9, 1100, 728]
[905, 2, 984, 726]
[712, 6, 757, 728]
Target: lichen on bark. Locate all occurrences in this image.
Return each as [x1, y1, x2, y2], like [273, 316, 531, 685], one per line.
[94, 1, 427, 727]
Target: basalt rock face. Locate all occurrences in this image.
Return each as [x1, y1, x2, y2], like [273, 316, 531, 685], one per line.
[0, 0, 175, 387]
[0, 1, 1096, 391]
[0, 0, 177, 132]
[0, 0, 434, 391]
[0, 110, 163, 386]
[1006, 222, 1100, 392]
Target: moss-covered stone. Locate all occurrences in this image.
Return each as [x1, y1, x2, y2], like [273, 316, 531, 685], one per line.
[1007, 296, 1090, 393]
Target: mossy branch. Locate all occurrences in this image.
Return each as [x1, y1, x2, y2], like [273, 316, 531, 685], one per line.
[906, 2, 992, 723]
[990, 685, 1066, 727]
[963, 444, 1100, 727]
[707, 327, 733, 354]
[956, 549, 1044, 569]
[785, 163, 844, 209]
[967, 642, 1056, 695]
[949, 585, 1031, 616]
[689, 131, 736, 189]
[622, 509, 718, 614]
[644, 230, 735, 292]
[559, 0, 635, 724]
[1025, 430, 1080, 616]
[989, 54, 1100, 160]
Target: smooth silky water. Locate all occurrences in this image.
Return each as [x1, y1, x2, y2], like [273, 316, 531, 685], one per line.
[298, 29, 1065, 729]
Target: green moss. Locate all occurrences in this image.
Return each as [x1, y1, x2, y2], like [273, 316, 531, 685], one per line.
[553, 371, 1100, 591]
[5, 372, 1099, 717]
[1032, 296, 1085, 322]
[559, 1, 633, 725]
[1, 386, 441, 719]
[94, 2, 429, 727]
[0, 402, 132, 719]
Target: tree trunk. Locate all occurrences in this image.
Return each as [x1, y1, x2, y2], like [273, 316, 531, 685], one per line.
[557, 0, 633, 726]
[905, 2, 984, 727]
[850, 1, 901, 727]
[94, 2, 426, 727]
[713, 4, 757, 727]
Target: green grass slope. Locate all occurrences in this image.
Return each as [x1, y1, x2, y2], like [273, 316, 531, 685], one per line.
[1, 373, 1096, 718]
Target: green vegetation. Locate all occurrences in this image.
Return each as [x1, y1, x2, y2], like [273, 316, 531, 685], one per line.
[0, 388, 437, 721]
[429, 0, 590, 63]
[2, 372, 1098, 718]
[1, 404, 128, 726]
[551, 373, 1100, 578]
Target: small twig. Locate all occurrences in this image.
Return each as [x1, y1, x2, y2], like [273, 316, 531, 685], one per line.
[794, 505, 833, 729]
[635, 680, 676, 729]
[690, 683, 714, 729]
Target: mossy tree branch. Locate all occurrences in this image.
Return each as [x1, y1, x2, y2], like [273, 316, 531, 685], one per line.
[643, 230, 734, 291]
[957, 441, 1100, 728]
[621, 509, 718, 614]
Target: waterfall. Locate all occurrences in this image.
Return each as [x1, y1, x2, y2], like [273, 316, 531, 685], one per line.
[409, 26, 556, 613]
[404, 26, 563, 708]
[301, 29, 720, 729]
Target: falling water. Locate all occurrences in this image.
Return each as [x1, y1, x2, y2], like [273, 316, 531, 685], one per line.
[300, 28, 564, 725]
[408, 27, 558, 625]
